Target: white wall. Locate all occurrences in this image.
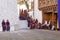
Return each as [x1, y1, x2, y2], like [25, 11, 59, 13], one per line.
[0, 0, 18, 26]
[34, 11, 42, 23]
[34, 0, 42, 23]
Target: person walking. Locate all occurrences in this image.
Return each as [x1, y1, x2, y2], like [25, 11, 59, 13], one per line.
[2, 19, 6, 31]
[6, 20, 10, 31]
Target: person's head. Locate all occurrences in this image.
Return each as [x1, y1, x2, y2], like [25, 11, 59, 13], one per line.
[35, 19, 38, 23]
[30, 16, 32, 18]
[39, 23, 41, 24]
[2, 19, 5, 22]
[6, 19, 9, 22]
[33, 19, 35, 22]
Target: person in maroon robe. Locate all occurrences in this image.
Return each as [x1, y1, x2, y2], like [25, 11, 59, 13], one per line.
[2, 19, 6, 31]
[6, 20, 10, 31]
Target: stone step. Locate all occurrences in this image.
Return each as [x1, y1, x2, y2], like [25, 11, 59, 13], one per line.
[14, 20, 29, 31]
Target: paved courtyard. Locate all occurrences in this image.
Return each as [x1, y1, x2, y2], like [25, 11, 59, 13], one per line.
[0, 29, 60, 40]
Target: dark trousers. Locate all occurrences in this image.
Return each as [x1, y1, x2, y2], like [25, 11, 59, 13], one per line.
[7, 26, 10, 31]
[2, 26, 6, 31]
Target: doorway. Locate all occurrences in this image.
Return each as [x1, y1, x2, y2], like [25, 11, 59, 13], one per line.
[43, 12, 57, 28]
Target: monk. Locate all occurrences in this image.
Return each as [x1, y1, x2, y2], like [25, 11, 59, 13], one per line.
[2, 19, 6, 31]
[6, 20, 10, 31]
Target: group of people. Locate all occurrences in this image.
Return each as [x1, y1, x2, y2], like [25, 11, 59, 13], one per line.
[19, 9, 56, 30]
[41, 20, 56, 30]
[27, 16, 56, 30]
[19, 9, 29, 20]
[2, 19, 10, 31]
[27, 16, 41, 29]
[19, 10, 42, 29]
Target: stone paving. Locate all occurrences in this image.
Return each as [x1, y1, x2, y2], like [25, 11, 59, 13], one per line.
[0, 29, 60, 40]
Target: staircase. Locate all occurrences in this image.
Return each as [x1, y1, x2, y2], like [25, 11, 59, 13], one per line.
[14, 20, 29, 31]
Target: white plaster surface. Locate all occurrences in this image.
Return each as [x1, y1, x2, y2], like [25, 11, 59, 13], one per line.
[18, 20, 28, 30]
[34, 0, 42, 23]
[0, 0, 18, 26]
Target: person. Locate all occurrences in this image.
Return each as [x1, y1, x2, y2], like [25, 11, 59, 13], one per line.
[42, 20, 49, 29]
[31, 19, 35, 29]
[27, 16, 32, 27]
[27, 16, 31, 27]
[38, 23, 42, 29]
[30, 18, 33, 29]
[6, 20, 10, 31]
[35, 19, 39, 29]
[2, 19, 6, 31]
[49, 22, 52, 30]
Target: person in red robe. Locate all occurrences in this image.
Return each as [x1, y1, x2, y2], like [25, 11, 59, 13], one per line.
[2, 19, 6, 31]
[6, 20, 10, 31]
